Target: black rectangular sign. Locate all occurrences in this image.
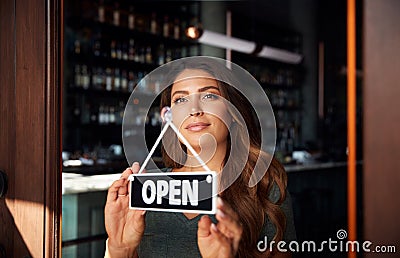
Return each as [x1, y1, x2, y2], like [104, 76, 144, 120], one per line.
[129, 171, 217, 214]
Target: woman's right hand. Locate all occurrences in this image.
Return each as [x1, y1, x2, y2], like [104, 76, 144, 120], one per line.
[104, 162, 146, 257]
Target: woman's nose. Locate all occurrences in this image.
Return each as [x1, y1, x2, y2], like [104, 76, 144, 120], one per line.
[188, 94, 204, 116]
[190, 110, 204, 117]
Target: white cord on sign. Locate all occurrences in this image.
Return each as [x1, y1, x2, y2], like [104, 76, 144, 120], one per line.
[129, 107, 211, 181]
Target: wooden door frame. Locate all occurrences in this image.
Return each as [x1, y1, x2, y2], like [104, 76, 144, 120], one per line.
[363, 0, 400, 255]
[0, 0, 62, 257]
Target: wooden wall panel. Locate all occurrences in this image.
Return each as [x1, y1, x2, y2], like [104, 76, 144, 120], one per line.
[14, 0, 46, 255]
[364, 0, 400, 256]
[0, 0, 18, 255]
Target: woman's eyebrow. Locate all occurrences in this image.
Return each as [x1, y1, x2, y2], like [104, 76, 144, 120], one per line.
[198, 86, 220, 93]
[171, 86, 220, 98]
[171, 90, 189, 98]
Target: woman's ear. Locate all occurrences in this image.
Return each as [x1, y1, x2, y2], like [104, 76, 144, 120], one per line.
[160, 106, 171, 123]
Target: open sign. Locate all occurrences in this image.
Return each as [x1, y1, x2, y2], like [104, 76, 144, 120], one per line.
[129, 171, 217, 214]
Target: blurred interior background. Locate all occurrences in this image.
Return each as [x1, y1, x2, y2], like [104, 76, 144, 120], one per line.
[61, 1, 364, 257]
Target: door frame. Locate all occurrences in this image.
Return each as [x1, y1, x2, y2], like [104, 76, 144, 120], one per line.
[0, 0, 62, 257]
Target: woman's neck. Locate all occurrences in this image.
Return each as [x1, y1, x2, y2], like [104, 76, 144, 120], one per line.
[177, 142, 227, 172]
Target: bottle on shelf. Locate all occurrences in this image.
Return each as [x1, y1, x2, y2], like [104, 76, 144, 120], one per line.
[116, 41, 122, 60]
[163, 15, 170, 38]
[128, 39, 136, 61]
[138, 46, 145, 63]
[97, 0, 105, 23]
[135, 13, 146, 32]
[91, 67, 98, 89]
[150, 12, 158, 34]
[121, 70, 128, 92]
[96, 67, 105, 90]
[165, 49, 172, 63]
[109, 106, 116, 124]
[128, 71, 136, 92]
[104, 105, 110, 124]
[81, 65, 90, 89]
[129, 39, 140, 63]
[114, 68, 121, 91]
[145, 46, 153, 64]
[98, 104, 105, 124]
[173, 18, 180, 40]
[92, 34, 102, 57]
[128, 6, 135, 30]
[116, 101, 124, 125]
[105, 67, 113, 91]
[113, 2, 120, 27]
[90, 105, 98, 124]
[74, 64, 82, 88]
[110, 40, 117, 59]
[157, 44, 165, 65]
[122, 41, 128, 60]
[74, 39, 81, 55]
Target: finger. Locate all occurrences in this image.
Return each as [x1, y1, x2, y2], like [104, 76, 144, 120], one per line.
[215, 198, 243, 243]
[216, 208, 243, 239]
[210, 223, 232, 254]
[120, 162, 139, 180]
[216, 220, 242, 253]
[118, 162, 141, 196]
[197, 215, 212, 238]
[107, 178, 126, 203]
[216, 197, 239, 222]
[130, 162, 140, 174]
[117, 177, 129, 196]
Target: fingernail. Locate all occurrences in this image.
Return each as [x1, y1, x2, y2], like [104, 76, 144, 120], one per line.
[141, 210, 147, 215]
[217, 197, 224, 206]
[217, 209, 225, 218]
[132, 162, 139, 166]
[211, 223, 218, 232]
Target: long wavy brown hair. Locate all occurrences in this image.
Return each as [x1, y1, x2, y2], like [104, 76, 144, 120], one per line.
[159, 59, 287, 257]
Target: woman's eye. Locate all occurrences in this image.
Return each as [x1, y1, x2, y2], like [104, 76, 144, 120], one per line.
[202, 93, 219, 101]
[173, 97, 188, 104]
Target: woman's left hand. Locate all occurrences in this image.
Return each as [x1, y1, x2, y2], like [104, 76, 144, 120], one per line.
[197, 197, 243, 258]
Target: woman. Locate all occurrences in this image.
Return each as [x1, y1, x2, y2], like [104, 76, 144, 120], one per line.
[104, 58, 296, 258]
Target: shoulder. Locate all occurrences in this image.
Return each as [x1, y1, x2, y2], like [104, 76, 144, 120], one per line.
[268, 182, 282, 204]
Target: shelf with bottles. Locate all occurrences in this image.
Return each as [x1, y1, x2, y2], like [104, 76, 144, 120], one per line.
[274, 110, 302, 163]
[89, 0, 197, 40]
[68, 30, 197, 67]
[230, 40, 303, 164]
[67, 65, 153, 94]
[65, 0, 200, 64]
[65, 94, 162, 126]
[63, 104, 164, 174]
[264, 89, 302, 111]
[66, 21, 197, 50]
[237, 55, 304, 87]
[66, 34, 197, 94]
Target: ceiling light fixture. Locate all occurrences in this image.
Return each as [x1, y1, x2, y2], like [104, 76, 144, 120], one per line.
[185, 26, 303, 64]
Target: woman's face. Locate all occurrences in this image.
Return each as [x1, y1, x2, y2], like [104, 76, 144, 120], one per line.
[169, 69, 231, 152]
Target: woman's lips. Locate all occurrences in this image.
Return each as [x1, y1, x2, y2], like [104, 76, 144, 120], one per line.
[185, 122, 210, 132]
